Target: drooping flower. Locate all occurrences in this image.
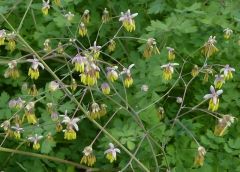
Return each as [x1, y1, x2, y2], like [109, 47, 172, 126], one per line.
[4, 60, 20, 79]
[201, 36, 218, 58]
[28, 134, 43, 150]
[108, 39, 116, 53]
[90, 41, 101, 59]
[194, 146, 206, 167]
[42, 0, 50, 15]
[107, 66, 118, 82]
[28, 84, 38, 96]
[82, 10, 90, 24]
[56, 122, 63, 132]
[99, 104, 107, 117]
[70, 78, 78, 92]
[203, 85, 223, 112]
[102, 8, 110, 23]
[89, 102, 101, 119]
[166, 47, 175, 61]
[104, 143, 120, 163]
[8, 97, 25, 109]
[119, 9, 138, 32]
[1, 120, 11, 132]
[214, 115, 235, 136]
[6, 32, 16, 52]
[46, 102, 53, 113]
[61, 111, 80, 140]
[143, 38, 160, 58]
[79, 22, 87, 37]
[202, 67, 213, 83]
[80, 62, 100, 86]
[43, 39, 51, 53]
[80, 146, 96, 166]
[27, 58, 44, 80]
[214, 74, 225, 89]
[161, 63, 179, 80]
[51, 111, 59, 121]
[11, 124, 24, 139]
[191, 65, 199, 77]
[57, 42, 64, 54]
[220, 64, 235, 80]
[223, 28, 233, 39]
[157, 107, 165, 120]
[65, 12, 75, 21]
[101, 82, 110, 95]
[72, 54, 87, 73]
[49, 81, 59, 92]
[25, 102, 37, 124]
[120, 64, 135, 88]
[0, 29, 6, 45]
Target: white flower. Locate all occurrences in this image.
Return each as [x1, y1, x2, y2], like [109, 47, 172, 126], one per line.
[25, 102, 35, 111]
[198, 146, 206, 156]
[28, 134, 43, 144]
[166, 47, 174, 52]
[42, 0, 50, 8]
[120, 64, 135, 76]
[220, 64, 235, 77]
[104, 143, 120, 162]
[61, 110, 80, 131]
[89, 41, 101, 52]
[203, 85, 223, 105]
[49, 81, 59, 91]
[1, 120, 10, 131]
[160, 63, 179, 71]
[27, 58, 44, 70]
[11, 124, 24, 132]
[119, 9, 138, 22]
[207, 36, 217, 45]
[83, 146, 93, 156]
[65, 12, 75, 21]
[72, 54, 87, 64]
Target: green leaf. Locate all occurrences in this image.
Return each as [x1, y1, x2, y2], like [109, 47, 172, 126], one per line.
[41, 139, 56, 154]
[127, 141, 135, 150]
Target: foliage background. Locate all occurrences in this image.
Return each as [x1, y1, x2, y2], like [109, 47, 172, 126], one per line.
[0, 0, 240, 171]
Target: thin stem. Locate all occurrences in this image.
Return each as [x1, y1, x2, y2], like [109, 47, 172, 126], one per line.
[90, 108, 121, 146]
[0, 147, 97, 170]
[17, 0, 33, 32]
[0, 14, 149, 172]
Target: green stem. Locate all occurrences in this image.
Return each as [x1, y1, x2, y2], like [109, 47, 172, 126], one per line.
[0, 14, 150, 172]
[0, 147, 97, 171]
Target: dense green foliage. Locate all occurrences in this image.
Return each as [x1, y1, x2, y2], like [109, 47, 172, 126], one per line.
[0, 0, 240, 171]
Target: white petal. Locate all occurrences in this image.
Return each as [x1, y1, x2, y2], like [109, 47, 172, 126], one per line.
[104, 149, 111, 154]
[129, 64, 135, 69]
[210, 85, 215, 94]
[72, 117, 80, 123]
[203, 94, 213, 99]
[115, 148, 120, 153]
[216, 90, 223, 96]
[73, 123, 79, 131]
[160, 64, 168, 68]
[109, 143, 114, 148]
[38, 63, 44, 69]
[131, 13, 138, 18]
